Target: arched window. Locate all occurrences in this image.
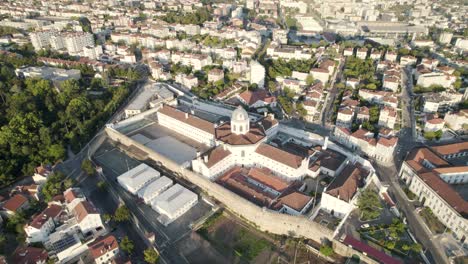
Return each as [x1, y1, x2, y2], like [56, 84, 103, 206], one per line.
[239, 125, 243, 133]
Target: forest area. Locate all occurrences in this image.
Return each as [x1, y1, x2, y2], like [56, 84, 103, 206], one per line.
[0, 51, 138, 187]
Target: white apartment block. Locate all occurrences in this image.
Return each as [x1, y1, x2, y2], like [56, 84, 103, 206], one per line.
[416, 72, 456, 88]
[250, 60, 265, 88]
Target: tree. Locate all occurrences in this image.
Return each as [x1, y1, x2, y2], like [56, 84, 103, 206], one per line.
[41, 172, 66, 201]
[411, 243, 422, 252]
[114, 205, 131, 222]
[144, 248, 160, 264]
[97, 180, 107, 190]
[103, 213, 113, 223]
[306, 75, 315, 85]
[319, 245, 334, 256]
[120, 236, 134, 255]
[81, 159, 95, 176]
[357, 189, 382, 221]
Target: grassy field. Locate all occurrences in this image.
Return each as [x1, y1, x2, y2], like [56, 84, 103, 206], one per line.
[197, 212, 275, 263]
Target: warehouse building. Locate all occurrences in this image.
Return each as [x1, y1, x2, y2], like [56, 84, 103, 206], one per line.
[117, 164, 160, 195]
[151, 184, 198, 225]
[137, 176, 173, 203]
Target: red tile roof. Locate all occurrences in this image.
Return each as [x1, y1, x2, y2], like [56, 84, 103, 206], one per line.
[277, 192, 312, 211]
[2, 194, 28, 212]
[255, 143, 304, 169]
[215, 123, 266, 145]
[431, 142, 468, 156]
[238, 90, 276, 106]
[11, 246, 48, 264]
[159, 105, 215, 135]
[247, 167, 289, 193]
[203, 146, 231, 168]
[326, 164, 367, 202]
[88, 235, 119, 259]
[30, 205, 63, 229]
[405, 147, 468, 215]
[64, 189, 79, 203]
[73, 201, 98, 223]
[342, 236, 403, 264]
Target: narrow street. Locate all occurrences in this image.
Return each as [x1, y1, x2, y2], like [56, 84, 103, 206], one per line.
[320, 57, 345, 126]
[375, 163, 448, 264]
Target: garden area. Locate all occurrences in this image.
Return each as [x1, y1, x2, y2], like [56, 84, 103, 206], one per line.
[359, 219, 422, 258]
[357, 189, 383, 221]
[197, 212, 276, 263]
[419, 207, 446, 234]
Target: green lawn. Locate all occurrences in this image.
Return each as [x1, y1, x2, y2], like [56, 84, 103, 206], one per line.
[234, 229, 271, 261]
[420, 207, 446, 234]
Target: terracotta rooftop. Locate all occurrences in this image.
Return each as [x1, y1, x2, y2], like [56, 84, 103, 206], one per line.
[255, 143, 304, 169]
[431, 142, 468, 156]
[377, 136, 398, 147]
[247, 167, 290, 193]
[405, 148, 449, 173]
[11, 246, 48, 264]
[260, 115, 278, 131]
[2, 194, 28, 212]
[417, 171, 468, 216]
[203, 146, 231, 168]
[29, 204, 62, 229]
[427, 118, 444, 124]
[64, 189, 80, 203]
[73, 201, 98, 223]
[238, 89, 276, 106]
[88, 235, 119, 259]
[215, 122, 266, 145]
[276, 192, 312, 212]
[326, 164, 367, 202]
[309, 149, 347, 172]
[217, 167, 276, 207]
[159, 105, 215, 135]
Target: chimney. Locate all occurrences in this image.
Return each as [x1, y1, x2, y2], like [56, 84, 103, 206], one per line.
[185, 112, 188, 119]
[270, 113, 275, 120]
[203, 155, 208, 163]
[190, 109, 195, 115]
[323, 136, 329, 150]
[264, 111, 267, 117]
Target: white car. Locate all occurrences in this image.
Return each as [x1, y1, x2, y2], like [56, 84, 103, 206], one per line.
[360, 223, 370, 229]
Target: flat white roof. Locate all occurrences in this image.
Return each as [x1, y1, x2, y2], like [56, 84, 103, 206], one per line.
[145, 136, 197, 165]
[117, 163, 160, 194]
[151, 184, 197, 218]
[137, 176, 173, 202]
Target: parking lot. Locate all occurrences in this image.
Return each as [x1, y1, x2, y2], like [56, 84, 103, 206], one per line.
[92, 140, 216, 263]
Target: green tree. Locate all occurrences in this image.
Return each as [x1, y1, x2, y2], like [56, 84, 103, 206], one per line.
[144, 248, 160, 264]
[103, 213, 113, 223]
[120, 236, 134, 255]
[357, 189, 382, 221]
[319, 245, 334, 256]
[41, 172, 66, 201]
[81, 159, 95, 176]
[114, 205, 131, 222]
[97, 180, 107, 190]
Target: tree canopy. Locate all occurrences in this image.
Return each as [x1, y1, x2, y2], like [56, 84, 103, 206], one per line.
[0, 55, 132, 187]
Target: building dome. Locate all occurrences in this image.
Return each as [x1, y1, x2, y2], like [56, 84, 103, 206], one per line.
[231, 106, 250, 135]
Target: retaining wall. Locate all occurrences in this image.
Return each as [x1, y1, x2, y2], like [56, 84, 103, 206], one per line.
[105, 127, 334, 242]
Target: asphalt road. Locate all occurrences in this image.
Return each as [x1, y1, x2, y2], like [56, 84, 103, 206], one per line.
[374, 163, 447, 264]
